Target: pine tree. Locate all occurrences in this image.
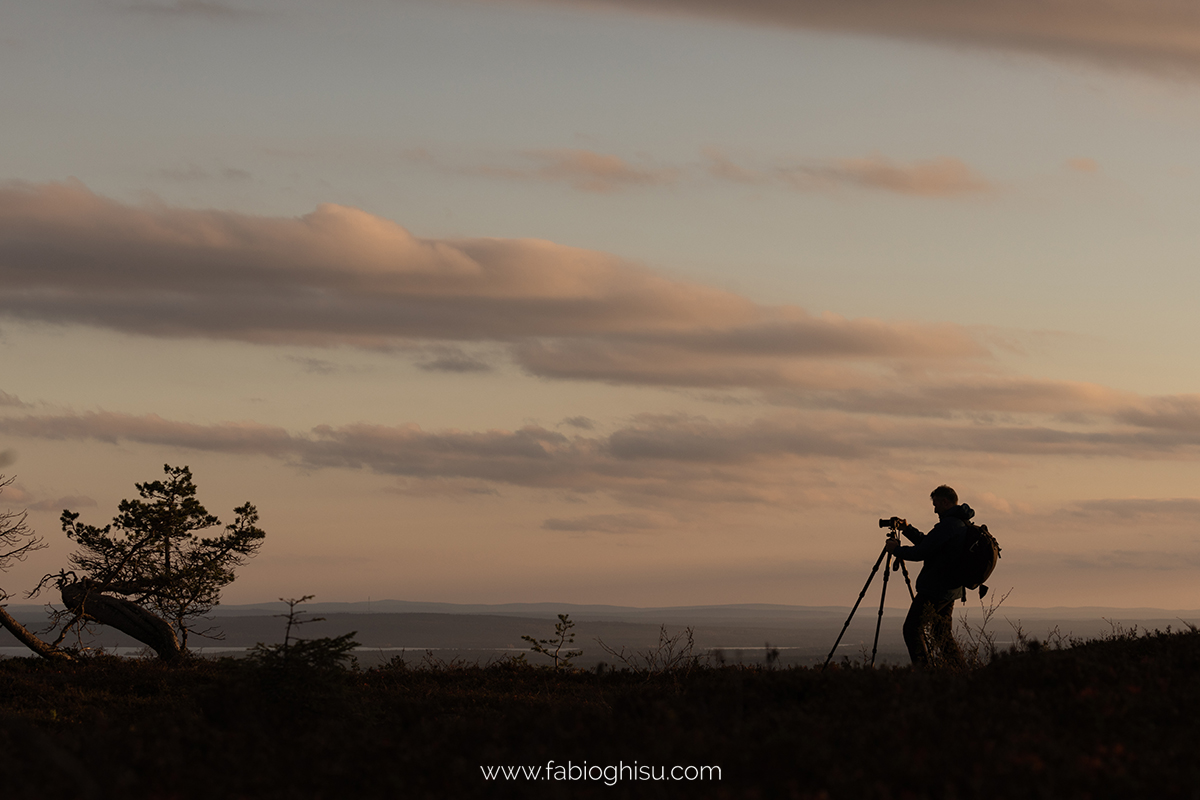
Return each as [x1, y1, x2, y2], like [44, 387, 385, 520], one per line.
[58, 464, 265, 657]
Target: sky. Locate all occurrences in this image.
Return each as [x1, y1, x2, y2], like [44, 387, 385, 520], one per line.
[3, 0, 1200, 610]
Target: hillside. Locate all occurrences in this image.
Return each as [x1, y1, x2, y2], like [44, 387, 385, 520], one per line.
[6, 601, 1195, 668]
[0, 623, 1196, 798]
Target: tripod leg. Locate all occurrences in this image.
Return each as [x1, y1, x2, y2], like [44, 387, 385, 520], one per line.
[897, 559, 915, 601]
[822, 545, 888, 669]
[871, 552, 892, 667]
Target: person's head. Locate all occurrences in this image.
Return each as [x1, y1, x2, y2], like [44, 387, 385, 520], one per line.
[930, 484, 958, 513]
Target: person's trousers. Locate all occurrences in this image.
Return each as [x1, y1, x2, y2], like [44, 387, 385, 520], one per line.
[903, 592, 964, 668]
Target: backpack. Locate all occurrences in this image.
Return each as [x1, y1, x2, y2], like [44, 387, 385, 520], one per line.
[957, 521, 1001, 600]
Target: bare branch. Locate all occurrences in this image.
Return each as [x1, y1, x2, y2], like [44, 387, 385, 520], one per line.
[0, 475, 45, 570]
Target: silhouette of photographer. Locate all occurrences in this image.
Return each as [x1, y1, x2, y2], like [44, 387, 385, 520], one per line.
[884, 485, 969, 668]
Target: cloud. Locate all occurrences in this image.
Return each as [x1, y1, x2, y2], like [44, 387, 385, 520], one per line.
[156, 165, 252, 182]
[702, 148, 769, 185]
[434, 146, 987, 197]
[0, 411, 296, 457]
[415, 345, 493, 373]
[0, 409, 852, 513]
[1057, 497, 1200, 522]
[605, 412, 870, 461]
[287, 356, 340, 375]
[0, 180, 989, 394]
[702, 151, 991, 196]
[542, 512, 671, 533]
[782, 156, 991, 197]
[7, 181, 1200, 441]
[0, 480, 96, 511]
[769, 375, 1137, 418]
[483, 149, 680, 193]
[9, 181, 1200, 431]
[0, 180, 753, 340]
[533, 0, 1200, 75]
[411, 147, 679, 193]
[1066, 157, 1100, 173]
[1112, 395, 1200, 432]
[0, 449, 15, 469]
[0, 390, 28, 408]
[514, 318, 987, 391]
[7, 407, 1200, 513]
[28, 495, 97, 512]
[1054, 548, 1200, 572]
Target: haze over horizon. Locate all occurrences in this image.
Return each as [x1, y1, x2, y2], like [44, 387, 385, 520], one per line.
[3, 0, 1200, 612]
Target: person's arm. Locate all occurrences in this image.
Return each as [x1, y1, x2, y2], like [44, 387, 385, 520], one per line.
[885, 523, 922, 556]
[898, 520, 957, 562]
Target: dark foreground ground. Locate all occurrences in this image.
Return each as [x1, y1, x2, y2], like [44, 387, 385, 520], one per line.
[1, 626, 1197, 799]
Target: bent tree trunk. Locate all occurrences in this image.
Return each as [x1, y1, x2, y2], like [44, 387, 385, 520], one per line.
[0, 605, 73, 661]
[61, 581, 182, 662]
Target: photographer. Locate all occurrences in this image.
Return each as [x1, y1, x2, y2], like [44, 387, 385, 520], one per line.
[884, 485, 970, 668]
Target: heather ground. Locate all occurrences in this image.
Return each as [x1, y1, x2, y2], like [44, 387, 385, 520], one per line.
[0, 626, 1196, 799]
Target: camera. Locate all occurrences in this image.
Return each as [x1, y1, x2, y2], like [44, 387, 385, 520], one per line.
[878, 516, 906, 529]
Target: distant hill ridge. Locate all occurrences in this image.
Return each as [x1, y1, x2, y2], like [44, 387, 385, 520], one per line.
[6, 599, 1199, 621]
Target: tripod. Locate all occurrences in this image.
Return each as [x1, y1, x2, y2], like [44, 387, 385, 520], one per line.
[822, 522, 915, 669]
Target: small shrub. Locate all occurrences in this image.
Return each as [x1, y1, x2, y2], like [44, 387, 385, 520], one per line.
[597, 624, 705, 677]
[246, 595, 360, 671]
[954, 587, 1012, 668]
[521, 613, 582, 670]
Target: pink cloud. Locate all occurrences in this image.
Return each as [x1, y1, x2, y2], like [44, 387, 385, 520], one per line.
[10, 181, 1200, 434]
[0, 180, 987, 395]
[10, 182, 1198, 432]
